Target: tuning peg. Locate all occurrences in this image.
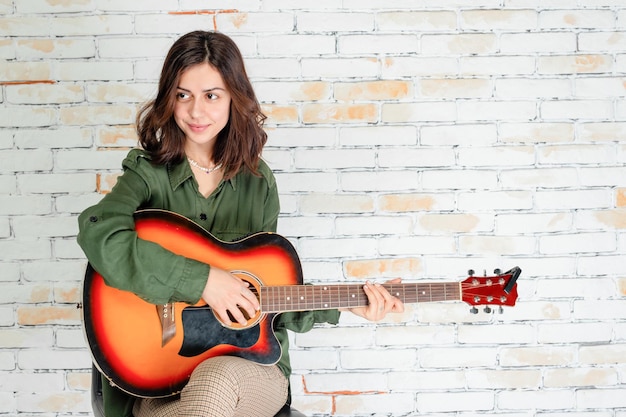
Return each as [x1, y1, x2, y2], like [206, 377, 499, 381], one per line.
[494, 268, 501, 275]
[468, 269, 474, 276]
[470, 306, 478, 314]
[498, 306, 504, 314]
[484, 306, 492, 314]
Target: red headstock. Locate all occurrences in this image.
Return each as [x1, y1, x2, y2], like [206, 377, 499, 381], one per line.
[461, 267, 520, 311]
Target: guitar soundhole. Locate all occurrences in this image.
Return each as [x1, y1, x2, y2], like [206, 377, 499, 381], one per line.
[220, 270, 264, 331]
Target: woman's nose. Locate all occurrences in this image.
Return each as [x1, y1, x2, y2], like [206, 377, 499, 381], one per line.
[189, 98, 204, 118]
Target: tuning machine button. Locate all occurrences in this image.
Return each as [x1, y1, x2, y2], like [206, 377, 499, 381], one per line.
[470, 307, 478, 314]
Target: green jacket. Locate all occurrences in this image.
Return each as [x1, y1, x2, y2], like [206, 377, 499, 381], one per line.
[78, 149, 340, 417]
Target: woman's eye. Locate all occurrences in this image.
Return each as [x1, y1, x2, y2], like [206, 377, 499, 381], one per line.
[176, 92, 190, 100]
[207, 92, 218, 100]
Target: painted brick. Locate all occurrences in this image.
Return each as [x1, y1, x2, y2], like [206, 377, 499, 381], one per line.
[301, 57, 379, 79]
[415, 212, 493, 233]
[49, 15, 133, 36]
[335, 80, 412, 101]
[16, 391, 91, 413]
[299, 193, 374, 214]
[15, 127, 93, 149]
[216, 12, 295, 33]
[298, 237, 377, 259]
[502, 32, 577, 53]
[0, 150, 52, 173]
[245, 58, 301, 79]
[295, 149, 375, 169]
[458, 100, 537, 121]
[461, 56, 535, 76]
[382, 101, 457, 123]
[461, 9, 538, 30]
[421, 33, 498, 55]
[258, 35, 336, 56]
[0, 107, 57, 128]
[576, 388, 626, 409]
[278, 216, 333, 237]
[0, 17, 50, 37]
[500, 345, 577, 367]
[336, 393, 415, 415]
[418, 391, 494, 413]
[496, 77, 571, 98]
[498, 389, 575, 411]
[298, 12, 373, 32]
[135, 13, 214, 34]
[538, 322, 613, 344]
[545, 367, 619, 388]
[17, 38, 95, 59]
[340, 34, 419, 55]
[499, 122, 574, 143]
[335, 215, 413, 236]
[56, 61, 134, 81]
[579, 344, 626, 365]
[496, 212, 572, 234]
[580, 32, 626, 52]
[540, 232, 616, 254]
[538, 54, 613, 74]
[379, 147, 455, 168]
[19, 174, 94, 194]
[383, 56, 458, 77]
[87, 82, 155, 103]
[542, 99, 613, 120]
[378, 11, 456, 31]
[95, 0, 178, 11]
[539, 9, 615, 29]
[458, 190, 533, 211]
[255, 81, 330, 102]
[12, 215, 77, 238]
[467, 369, 541, 389]
[99, 36, 175, 59]
[341, 170, 420, 192]
[344, 257, 423, 280]
[379, 193, 456, 212]
[419, 78, 492, 99]
[578, 122, 626, 141]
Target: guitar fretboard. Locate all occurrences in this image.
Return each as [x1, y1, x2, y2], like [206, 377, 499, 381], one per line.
[260, 282, 461, 313]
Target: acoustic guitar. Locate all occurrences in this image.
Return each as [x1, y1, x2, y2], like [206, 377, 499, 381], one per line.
[82, 209, 521, 398]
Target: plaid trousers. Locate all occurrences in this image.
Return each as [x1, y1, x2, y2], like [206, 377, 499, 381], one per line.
[133, 356, 288, 417]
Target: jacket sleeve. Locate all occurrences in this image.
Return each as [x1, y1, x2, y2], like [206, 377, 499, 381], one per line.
[77, 152, 209, 305]
[275, 309, 341, 333]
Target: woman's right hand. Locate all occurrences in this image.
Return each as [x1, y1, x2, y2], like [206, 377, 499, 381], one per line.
[201, 267, 260, 326]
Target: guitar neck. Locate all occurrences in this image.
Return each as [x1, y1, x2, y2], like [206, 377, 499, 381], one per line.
[260, 282, 461, 313]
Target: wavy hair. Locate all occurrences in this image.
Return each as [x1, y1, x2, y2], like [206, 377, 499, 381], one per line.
[136, 31, 267, 178]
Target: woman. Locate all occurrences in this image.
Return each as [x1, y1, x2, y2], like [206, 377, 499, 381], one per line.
[78, 30, 403, 417]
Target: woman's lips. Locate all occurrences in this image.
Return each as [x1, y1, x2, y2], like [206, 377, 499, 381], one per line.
[188, 123, 209, 133]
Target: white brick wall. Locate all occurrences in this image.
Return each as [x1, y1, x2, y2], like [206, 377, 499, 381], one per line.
[1, 1, 625, 416]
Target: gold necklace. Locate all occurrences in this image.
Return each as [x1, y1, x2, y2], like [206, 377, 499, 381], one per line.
[187, 157, 222, 174]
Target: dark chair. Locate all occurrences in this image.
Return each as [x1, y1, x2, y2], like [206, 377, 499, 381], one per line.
[91, 365, 306, 417]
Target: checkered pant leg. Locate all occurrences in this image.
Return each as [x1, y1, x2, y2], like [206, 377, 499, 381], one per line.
[133, 356, 289, 417]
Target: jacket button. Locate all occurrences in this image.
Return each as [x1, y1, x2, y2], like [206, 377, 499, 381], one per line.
[200, 213, 207, 220]
[89, 216, 98, 223]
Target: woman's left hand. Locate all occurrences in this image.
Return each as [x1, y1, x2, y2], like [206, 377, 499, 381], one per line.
[345, 278, 404, 321]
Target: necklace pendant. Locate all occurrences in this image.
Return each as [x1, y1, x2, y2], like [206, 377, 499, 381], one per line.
[187, 157, 222, 174]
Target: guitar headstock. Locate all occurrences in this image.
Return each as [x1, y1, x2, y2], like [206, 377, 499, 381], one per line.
[461, 267, 521, 313]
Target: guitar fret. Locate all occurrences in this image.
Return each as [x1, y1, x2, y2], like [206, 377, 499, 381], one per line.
[261, 282, 462, 313]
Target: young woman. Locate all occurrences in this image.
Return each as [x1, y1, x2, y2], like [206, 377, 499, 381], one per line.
[78, 31, 403, 417]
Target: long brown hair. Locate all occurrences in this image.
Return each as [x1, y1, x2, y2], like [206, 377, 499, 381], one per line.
[136, 31, 267, 178]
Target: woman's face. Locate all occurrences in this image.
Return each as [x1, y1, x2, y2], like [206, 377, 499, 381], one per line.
[173, 62, 232, 152]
